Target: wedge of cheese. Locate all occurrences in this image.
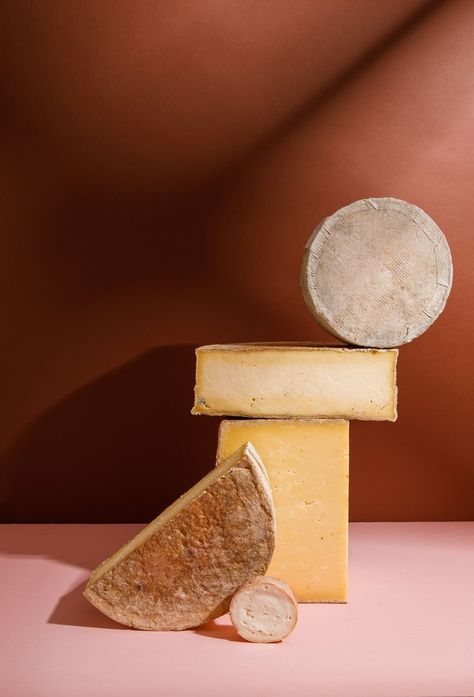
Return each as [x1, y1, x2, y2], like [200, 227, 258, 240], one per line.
[84, 443, 275, 630]
[193, 343, 398, 421]
[217, 419, 349, 602]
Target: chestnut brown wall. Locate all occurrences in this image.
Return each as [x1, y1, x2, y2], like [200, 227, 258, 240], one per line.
[0, 0, 472, 522]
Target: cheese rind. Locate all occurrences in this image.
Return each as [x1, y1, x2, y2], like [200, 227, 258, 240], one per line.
[230, 576, 298, 643]
[84, 443, 275, 630]
[193, 343, 397, 421]
[217, 419, 349, 602]
[301, 198, 453, 347]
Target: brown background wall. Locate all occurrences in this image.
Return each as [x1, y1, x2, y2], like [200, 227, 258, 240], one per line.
[0, 0, 472, 522]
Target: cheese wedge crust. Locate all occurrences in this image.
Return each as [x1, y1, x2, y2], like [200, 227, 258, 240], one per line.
[84, 443, 275, 630]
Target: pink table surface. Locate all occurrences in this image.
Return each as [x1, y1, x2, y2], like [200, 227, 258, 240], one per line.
[1, 522, 473, 697]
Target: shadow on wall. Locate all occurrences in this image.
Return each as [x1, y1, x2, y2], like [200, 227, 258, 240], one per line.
[0, 345, 218, 523]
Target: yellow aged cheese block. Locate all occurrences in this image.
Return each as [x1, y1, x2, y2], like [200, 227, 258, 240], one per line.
[193, 343, 398, 421]
[217, 419, 349, 602]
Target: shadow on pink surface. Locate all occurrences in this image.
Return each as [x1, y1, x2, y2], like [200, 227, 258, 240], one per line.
[194, 620, 244, 643]
[0, 524, 141, 629]
[0, 523, 244, 635]
[49, 579, 243, 640]
[3, 520, 472, 641]
[49, 577, 127, 631]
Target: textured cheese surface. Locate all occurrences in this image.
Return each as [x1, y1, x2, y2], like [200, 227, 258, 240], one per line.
[193, 344, 397, 420]
[229, 576, 298, 643]
[217, 419, 349, 602]
[301, 198, 453, 348]
[84, 443, 275, 630]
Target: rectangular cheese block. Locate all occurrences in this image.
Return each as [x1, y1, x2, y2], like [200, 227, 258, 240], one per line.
[217, 418, 349, 602]
[192, 343, 398, 421]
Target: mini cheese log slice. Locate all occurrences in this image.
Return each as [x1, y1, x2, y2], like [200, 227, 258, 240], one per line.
[84, 443, 275, 630]
[301, 197, 453, 348]
[218, 419, 349, 602]
[193, 343, 397, 421]
[230, 576, 298, 643]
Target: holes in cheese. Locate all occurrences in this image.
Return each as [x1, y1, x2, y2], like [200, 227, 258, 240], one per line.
[217, 418, 349, 602]
[230, 576, 298, 643]
[84, 442, 275, 630]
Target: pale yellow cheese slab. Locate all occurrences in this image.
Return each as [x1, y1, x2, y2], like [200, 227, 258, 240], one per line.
[193, 343, 398, 421]
[217, 419, 349, 602]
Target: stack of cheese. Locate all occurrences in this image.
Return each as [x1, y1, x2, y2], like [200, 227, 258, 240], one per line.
[84, 197, 452, 630]
[192, 343, 398, 602]
[192, 197, 452, 604]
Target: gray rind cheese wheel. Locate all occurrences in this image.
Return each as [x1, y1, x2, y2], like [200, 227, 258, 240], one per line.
[301, 197, 453, 348]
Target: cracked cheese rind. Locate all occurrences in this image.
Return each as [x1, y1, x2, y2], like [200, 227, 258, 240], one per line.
[84, 443, 275, 630]
[301, 197, 453, 348]
[217, 419, 349, 602]
[193, 343, 397, 421]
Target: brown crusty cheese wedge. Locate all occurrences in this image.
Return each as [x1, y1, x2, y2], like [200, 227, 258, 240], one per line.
[230, 576, 298, 643]
[84, 443, 275, 630]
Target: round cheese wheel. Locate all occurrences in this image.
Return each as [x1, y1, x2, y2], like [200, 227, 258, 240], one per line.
[301, 198, 453, 347]
[229, 576, 297, 643]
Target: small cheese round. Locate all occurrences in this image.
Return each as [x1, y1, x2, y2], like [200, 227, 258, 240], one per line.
[301, 197, 453, 348]
[229, 576, 297, 643]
